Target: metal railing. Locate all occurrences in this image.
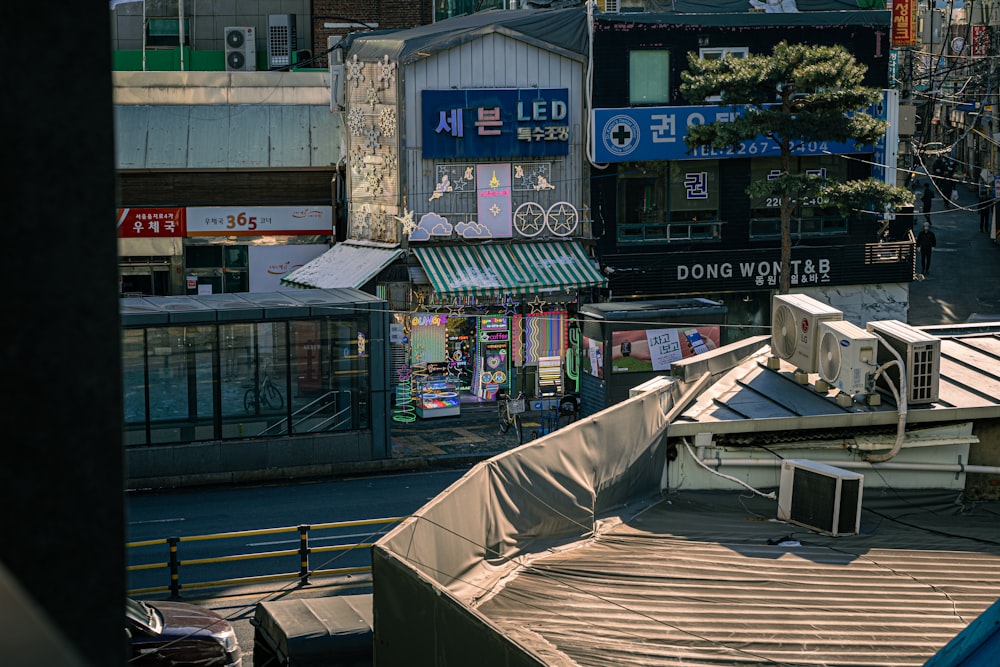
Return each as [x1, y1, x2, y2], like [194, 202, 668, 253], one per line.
[257, 389, 353, 436]
[127, 516, 406, 598]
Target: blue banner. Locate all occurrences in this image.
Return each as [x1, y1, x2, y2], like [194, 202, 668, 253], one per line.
[422, 89, 570, 159]
[592, 105, 873, 163]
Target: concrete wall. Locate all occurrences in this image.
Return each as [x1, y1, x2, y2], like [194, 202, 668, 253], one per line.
[125, 430, 388, 489]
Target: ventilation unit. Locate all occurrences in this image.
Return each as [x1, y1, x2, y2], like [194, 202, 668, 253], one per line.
[224, 27, 256, 72]
[817, 320, 878, 395]
[865, 319, 941, 404]
[599, 0, 621, 11]
[777, 459, 863, 537]
[771, 294, 843, 373]
[267, 14, 298, 69]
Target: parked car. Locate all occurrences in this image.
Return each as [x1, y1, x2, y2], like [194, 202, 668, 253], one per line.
[126, 597, 242, 666]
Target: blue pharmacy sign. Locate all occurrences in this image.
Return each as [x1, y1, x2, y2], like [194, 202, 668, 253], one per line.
[422, 88, 570, 159]
[593, 105, 874, 163]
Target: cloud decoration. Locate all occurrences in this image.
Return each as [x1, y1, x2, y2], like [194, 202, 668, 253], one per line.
[456, 221, 493, 239]
[416, 212, 453, 237]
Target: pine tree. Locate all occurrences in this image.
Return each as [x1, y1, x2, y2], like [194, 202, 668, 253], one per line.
[679, 41, 913, 293]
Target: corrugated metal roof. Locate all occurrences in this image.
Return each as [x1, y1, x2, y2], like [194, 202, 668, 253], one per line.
[114, 104, 342, 170]
[280, 242, 403, 289]
[668, 327, 1000, 441]
[476, 489, 1000, 667]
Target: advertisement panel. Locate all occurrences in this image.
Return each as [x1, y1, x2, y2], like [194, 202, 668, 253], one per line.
[423, 88, 570, 159]
[891, 0, 917, 48]
[116, 208, 185, 238]
[186, 206, 333, 236]
[607, 326, 721, 375]
[593, 106, 873, 163]
[248, 244, 328, 292]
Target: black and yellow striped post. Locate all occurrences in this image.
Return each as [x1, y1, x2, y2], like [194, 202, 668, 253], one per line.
[298, 525, 310, 584]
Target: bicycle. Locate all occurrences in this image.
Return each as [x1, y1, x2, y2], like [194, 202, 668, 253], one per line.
[244, 362, 284, 413]
[497, 389, 525, 446]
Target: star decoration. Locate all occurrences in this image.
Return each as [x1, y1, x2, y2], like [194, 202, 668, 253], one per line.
[528, 294, 546, 315]
[546, 201, 579, 237]
[394, 208, 417, 237]
[448, 299, 466, 317]
[489, 203, 501, 217]
[501, 294, 518, 316]
[514, 202, 545, 237]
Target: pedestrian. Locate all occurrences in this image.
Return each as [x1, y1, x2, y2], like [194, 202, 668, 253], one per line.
[921, 183, 934, 224]
[979, 191, 992, 233]
[916, 221, 937, 276]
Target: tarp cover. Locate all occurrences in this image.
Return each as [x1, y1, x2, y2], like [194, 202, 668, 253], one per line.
[253, 595, 373, 666]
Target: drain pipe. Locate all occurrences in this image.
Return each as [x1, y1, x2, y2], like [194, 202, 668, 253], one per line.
[684, 439, 1000, 476]
[862, 334, 908, 463]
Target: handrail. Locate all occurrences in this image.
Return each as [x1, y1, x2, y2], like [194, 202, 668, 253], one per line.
[126, 516, 407, 598]
[256, 390, 353, 436]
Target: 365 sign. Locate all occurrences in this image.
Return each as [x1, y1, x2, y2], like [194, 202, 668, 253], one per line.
[186, 206, 333, 236]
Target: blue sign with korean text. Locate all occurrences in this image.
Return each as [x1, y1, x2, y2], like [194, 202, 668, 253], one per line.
[593, 105, 873, 163]
[422, 89, 570, 159]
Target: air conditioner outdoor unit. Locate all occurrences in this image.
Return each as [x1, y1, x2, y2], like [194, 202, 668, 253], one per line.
[865, 320, 941, 404]
[771, 294, 843, 373]
[777, 459, 863, 537]
[817, 320, 878, 395]
[224, 27, 256, 72]
[267, 14, 298, 69]
[600, 0, 621, 12]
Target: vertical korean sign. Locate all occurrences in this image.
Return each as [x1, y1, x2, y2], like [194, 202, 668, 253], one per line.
[477, 164, 513, 238]
[892, 0, 916, 48]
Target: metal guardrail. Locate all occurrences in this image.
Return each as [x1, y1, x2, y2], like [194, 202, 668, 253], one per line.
[127, 516, 406, 597]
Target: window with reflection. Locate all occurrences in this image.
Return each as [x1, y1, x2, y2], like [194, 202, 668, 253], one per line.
[630, 50, 670, 105]
[616, 161, 722, 243]
[749, 156, 848, 239]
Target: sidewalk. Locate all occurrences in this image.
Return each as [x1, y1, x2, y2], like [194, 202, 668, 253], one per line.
[387, 187, 1000, 469]
[907, 182, 1000, 326]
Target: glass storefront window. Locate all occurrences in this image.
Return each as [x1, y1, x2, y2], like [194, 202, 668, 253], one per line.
[749, 156, 848, 239]
[125, 314, 372, 446]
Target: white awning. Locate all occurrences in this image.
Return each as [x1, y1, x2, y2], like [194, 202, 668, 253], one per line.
[280, 243, 403, 289]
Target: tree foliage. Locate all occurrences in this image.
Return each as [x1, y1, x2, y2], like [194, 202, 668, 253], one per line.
[678, 41, 914, 293]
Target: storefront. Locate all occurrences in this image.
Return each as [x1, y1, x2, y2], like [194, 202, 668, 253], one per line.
[401, 240, 604, 411]
[183, 205, 333, 294]
[117, 207, 186, 297]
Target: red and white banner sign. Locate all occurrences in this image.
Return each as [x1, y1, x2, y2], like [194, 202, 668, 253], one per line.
[972, 25, 989, 57]
[185, 206, 333, 237]
[116, 208, 185, 238]
[892, 0, 917, 48]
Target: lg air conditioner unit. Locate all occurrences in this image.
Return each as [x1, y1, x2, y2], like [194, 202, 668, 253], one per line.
[865, 320, 941, 404]
[817, 320, 878, 395]
[267, 14, 298, 69]
[771, 294, 843, 373]
[777, 459, 863, 537]
[225, 27, 256, 72]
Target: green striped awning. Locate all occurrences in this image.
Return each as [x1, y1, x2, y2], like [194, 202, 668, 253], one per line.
[412, 241, 606, 298]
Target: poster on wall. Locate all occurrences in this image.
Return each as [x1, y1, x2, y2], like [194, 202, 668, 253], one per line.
[609, 326, 721, 374]
[248, 245, 328, 292]
[581, 337, 604, 379]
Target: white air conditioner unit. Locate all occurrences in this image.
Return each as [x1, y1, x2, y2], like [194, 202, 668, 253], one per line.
[777, 459, 863, 537]
[865, 320, 941, 404]
[225, 27, 256, 72]
[771, 294, 843, 373]
[817, 320, 878, 395]
[267, 14, 298, 69]
[600, 0, 621, 12]
[328, 34, 345, 110]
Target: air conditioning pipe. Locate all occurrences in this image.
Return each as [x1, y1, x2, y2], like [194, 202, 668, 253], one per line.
[693, 455, 1000, 476]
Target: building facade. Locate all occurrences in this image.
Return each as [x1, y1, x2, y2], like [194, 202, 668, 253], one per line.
[589, 9, 916, 335]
